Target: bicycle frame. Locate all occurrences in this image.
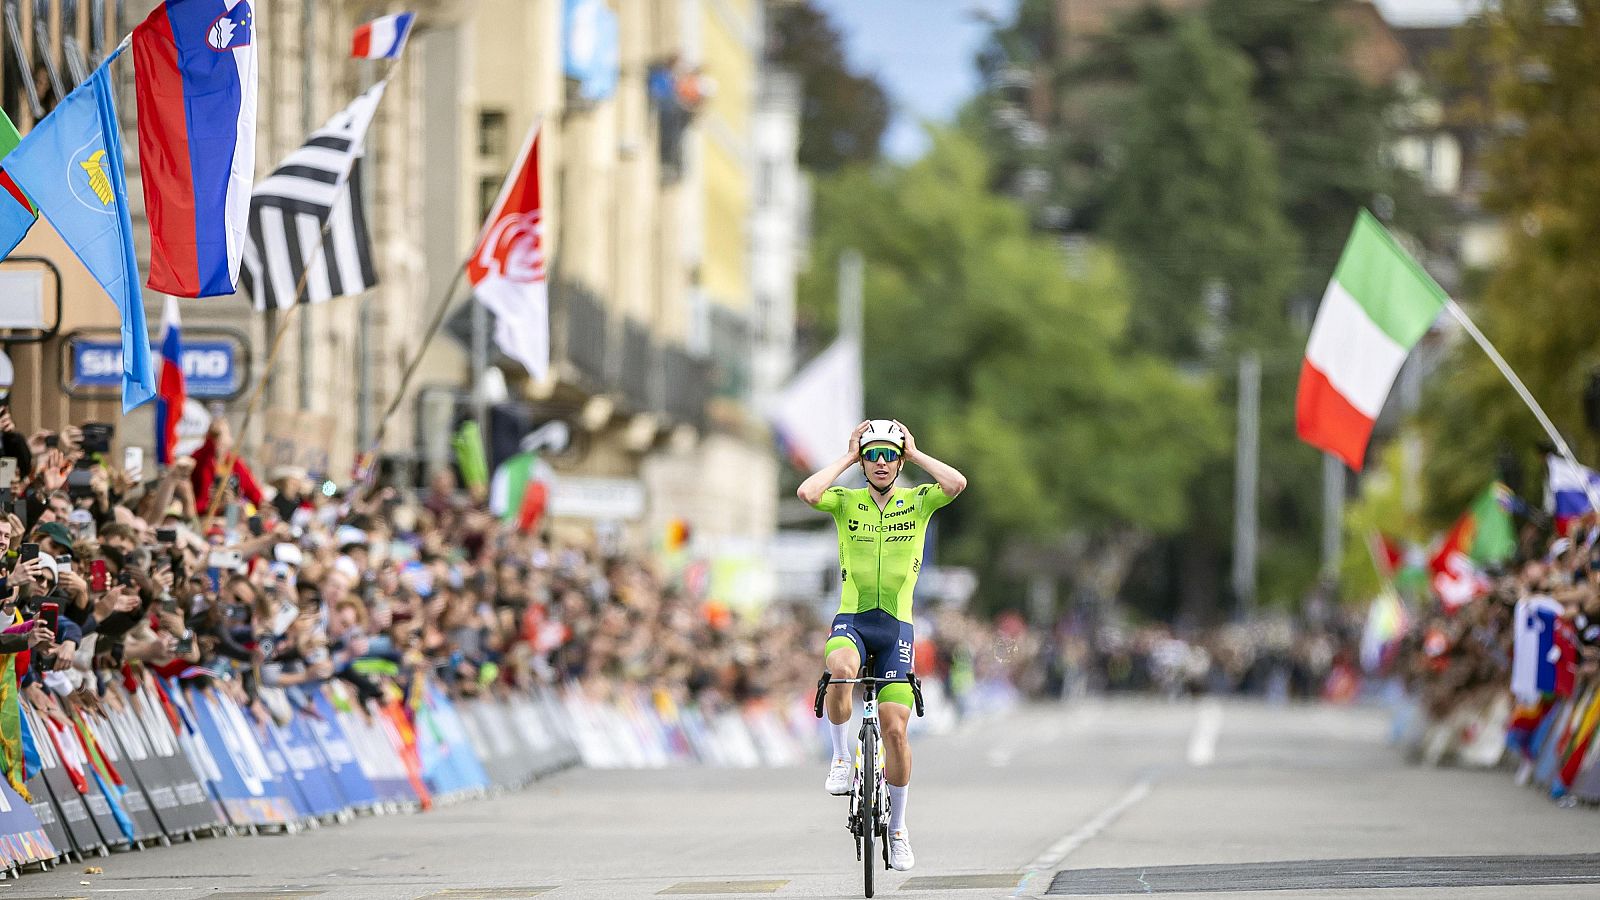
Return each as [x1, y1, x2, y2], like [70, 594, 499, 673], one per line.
[813, 670, 925, 898]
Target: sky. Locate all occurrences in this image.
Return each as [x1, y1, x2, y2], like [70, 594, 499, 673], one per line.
[810, 0, 1482, 162]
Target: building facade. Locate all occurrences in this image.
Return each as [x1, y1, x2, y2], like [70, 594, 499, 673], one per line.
[1, 0, 798, 551]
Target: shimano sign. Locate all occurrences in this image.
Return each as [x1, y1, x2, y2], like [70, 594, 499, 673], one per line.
[71, 338, 241, 398]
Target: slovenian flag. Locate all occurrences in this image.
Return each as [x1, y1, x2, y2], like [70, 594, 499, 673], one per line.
[352, 12, 416, 60]
[1546, 455, 1600, 536]
[131, 0, 258, 298]
[1296, 210, 1446, 470]
[155, 298, 187, 465]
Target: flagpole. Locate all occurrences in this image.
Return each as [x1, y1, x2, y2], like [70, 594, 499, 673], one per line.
[361, 117, 545, 486]
[369, 260, 471, 452]
[1442, 299, 1600, 511]
[203, 52, 412, 521]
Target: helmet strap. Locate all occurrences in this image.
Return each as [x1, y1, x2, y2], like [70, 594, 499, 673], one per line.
[868, 471, 897, 495]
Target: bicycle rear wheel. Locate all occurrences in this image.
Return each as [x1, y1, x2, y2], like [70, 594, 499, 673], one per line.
[861, 724, 877, 898]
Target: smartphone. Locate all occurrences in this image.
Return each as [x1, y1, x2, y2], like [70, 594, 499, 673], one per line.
[270, 598, 299, 636]
[0, 457, 15, 489]
[161, 595, 179, 615]
[207, 549, 243, 571]
[124, 447, 144, 483]
[156, 527, 178, 544]
[247, 514, 265, 537]
[90, 559, 108, 593]
[11, 496, 26, 529]
[18, 543, 38, 564]
[55, 555, 73, 575]
[39, 602, 59, 638]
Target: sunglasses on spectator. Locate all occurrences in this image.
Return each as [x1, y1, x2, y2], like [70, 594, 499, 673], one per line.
[861, 447, 901, 463]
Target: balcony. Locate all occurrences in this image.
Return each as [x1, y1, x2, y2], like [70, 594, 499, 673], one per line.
[619, 319, 655, 413]
[556, 279, 608, 389]
[709, 306, 752, 402]
[662, 346, 710, 429]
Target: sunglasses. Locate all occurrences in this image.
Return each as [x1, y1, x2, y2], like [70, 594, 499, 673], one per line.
[861, 447, 901, 463]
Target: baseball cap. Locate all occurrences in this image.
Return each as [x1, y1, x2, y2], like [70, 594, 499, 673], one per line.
[36, 521, 74, 552]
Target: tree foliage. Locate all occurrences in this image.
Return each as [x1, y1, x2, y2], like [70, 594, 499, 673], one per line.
[768, 2, 891, 171]
[797, 132, 1226, 607]
[1420, 0, 1600, 521]
[1103, 14, 1300, 359]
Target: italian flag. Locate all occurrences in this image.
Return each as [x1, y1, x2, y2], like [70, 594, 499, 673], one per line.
[1297, 210, 1447, 470]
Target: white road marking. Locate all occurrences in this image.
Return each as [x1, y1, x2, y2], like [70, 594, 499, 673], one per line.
[1187, 700, 1223, 767]
[1021, 776, 1155, 874]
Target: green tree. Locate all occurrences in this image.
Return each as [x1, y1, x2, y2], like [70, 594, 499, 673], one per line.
[1421, 0, 1600, 521]
[797, 131, 1227, 611]
[768, 2, 891, 171]
[1103, 14, 1300, 358]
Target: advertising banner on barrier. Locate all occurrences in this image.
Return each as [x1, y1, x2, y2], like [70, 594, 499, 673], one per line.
[305, 687, 380, 811]
[180, 684, 300, 826]
[120, 678, 219, 836]
[257, 689, 346, 819]
[23, 705, 103, 857]
[78, 710, 164, 843]
[415, 683, 491, 798]
[0, 780, 56, 867]
[35, 707, 129, 848]
[321, 687, 416, 806]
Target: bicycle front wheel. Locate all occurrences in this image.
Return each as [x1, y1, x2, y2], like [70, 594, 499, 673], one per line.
[861, 724, 877, 898]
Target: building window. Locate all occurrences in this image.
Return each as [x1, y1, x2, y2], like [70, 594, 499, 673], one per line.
[479, 177, 501, 223]
[478, 109, 508, 160]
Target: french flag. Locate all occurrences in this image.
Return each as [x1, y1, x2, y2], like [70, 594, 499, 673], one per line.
[1546, 455, 1600, 536]
[132, 0, 257, 298]
[352, 12, 416, 60]
[155, 298, 187, 466]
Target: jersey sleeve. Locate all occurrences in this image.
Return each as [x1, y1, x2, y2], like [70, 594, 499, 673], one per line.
[914, 483, 954, 514]
[814, 486, 850, 513]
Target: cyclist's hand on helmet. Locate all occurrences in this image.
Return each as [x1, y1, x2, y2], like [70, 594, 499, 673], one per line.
[847, 420, 871, 458]
[893, 419, 917, 457]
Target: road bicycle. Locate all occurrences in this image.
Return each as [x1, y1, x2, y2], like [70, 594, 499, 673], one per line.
[814, 665, 925, 898]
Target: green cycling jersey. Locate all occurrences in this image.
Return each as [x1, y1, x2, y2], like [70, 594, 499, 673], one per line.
[812, 482, 954, 624]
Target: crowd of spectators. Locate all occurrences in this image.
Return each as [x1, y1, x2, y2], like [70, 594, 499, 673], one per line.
[0, 410, 1047, 739]
[1397, 514, 1600, 759]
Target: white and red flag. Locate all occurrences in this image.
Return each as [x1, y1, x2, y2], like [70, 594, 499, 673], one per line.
[469, 125, 548, 381]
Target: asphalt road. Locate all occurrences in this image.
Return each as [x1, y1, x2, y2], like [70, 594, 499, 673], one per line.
[8, 698, 1600, 900]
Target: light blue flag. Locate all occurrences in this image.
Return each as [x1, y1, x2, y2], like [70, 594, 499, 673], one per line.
[7, 55, 154, 411]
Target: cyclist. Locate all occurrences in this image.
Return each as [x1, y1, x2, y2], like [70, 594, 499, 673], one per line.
[797, 418, 966, 872]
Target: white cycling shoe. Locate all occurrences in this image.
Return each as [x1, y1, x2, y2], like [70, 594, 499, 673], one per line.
[825, 757, 853, 795]
[888, 830, 915, 871]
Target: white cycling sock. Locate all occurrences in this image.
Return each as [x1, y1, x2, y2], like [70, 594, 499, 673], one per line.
[888, 783, 909, 832]
[829, 719, 852, 761]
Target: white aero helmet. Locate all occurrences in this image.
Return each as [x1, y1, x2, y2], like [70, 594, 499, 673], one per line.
[859, 419, 905, 455]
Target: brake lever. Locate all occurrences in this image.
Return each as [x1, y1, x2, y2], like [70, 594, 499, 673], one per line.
[910, 673, 925, 718]
[813, 672, 831, 719]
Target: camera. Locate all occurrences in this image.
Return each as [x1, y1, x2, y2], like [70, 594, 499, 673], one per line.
[66, 467, 95, 500]
[80, 422, 114, 455]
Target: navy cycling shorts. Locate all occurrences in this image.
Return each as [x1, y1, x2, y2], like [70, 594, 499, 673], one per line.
[825, 609, 915, 703]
